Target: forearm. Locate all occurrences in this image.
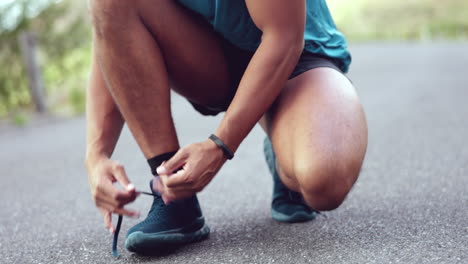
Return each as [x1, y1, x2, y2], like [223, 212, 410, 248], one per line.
[215, 36, 303, 152]
[85, 53, 124, 167]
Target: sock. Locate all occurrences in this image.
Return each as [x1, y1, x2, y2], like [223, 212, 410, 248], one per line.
[147, 151, 178, 176]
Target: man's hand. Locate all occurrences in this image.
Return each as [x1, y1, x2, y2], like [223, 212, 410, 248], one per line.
[154, 140, 227, 203]
[86, 157, 140, 232]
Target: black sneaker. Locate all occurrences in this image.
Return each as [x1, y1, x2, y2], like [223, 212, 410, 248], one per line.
[263, 137, 318, 223]
[124, 181, 210, 254]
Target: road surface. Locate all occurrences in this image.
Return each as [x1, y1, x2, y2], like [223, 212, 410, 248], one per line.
[1, 43, 467, 263]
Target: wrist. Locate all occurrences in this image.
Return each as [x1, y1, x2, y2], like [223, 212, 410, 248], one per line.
[206, 138, 226, 160]
[214, 124, 242, 154]
[85, 151, 110, 170]
[208, 134, 235, 160]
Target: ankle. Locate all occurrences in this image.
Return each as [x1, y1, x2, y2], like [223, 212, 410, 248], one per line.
[147, 150, 178, 176]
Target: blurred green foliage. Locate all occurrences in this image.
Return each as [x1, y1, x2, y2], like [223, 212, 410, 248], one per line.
[12, 110, 28, 126]
[329, 0, 468, 41]
[0, 0, 467, 120]
[0, 0, 91, 118]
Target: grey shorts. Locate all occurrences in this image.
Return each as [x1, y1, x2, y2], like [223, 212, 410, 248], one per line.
[189, 38, 344, 116]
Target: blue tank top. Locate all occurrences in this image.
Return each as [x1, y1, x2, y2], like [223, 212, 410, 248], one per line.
[176, 0, 351, 73]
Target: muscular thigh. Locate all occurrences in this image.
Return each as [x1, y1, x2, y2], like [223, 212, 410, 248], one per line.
[264, 68, 368, 190]
[137, 0, 231, 107]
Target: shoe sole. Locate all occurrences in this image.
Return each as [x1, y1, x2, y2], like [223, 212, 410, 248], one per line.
[125, 217, 210, 254]
[271, 208, 317, 223]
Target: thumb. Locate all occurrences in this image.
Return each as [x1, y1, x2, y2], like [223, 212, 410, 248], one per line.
[156, 149, 187, 176]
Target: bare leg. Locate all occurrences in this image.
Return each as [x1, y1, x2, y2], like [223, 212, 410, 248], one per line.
[262, 68, 368, 211]
[89, 0, 230, 158]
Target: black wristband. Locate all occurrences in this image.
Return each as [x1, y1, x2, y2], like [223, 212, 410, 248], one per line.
[209, 134, 234, 160]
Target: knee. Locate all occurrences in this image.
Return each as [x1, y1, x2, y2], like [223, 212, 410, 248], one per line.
[88, 0, 136, 37]
[295, 158, 363, 211]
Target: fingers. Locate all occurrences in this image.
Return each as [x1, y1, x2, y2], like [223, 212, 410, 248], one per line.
[100, 207, 139, 234]
[154, 141, 223, 203]
[96, 179, 137, 208]
[112, 161, 133, 190]
[90, 159, 142, 233]
[152, 176, 184, 197]
[157, 172, 210, 204]
[156, 149, 188, 176]
[104, 189, 140, 216]
[95, 178, 139, 228]
[111, 161, 138, 203]
[114, 188, 138, 205]
[114, 207, 140, 218]
[153, 175, 193, 204]
[161, 169, 192, 188]
[156, 172, 195, 195]
[101, 209, 114, 233]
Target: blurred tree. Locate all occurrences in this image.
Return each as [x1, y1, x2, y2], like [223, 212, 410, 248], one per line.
[1, 0, 467, 118]
[0, 0, 91, 117]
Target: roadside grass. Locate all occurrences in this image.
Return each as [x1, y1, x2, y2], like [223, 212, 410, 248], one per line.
[328, 0, 468, 41]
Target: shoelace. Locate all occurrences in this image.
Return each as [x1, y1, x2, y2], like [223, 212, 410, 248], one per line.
[112, 191, 158, 257]
[112, 215, 123, 257]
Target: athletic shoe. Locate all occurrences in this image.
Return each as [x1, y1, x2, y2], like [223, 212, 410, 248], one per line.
[263, 137, 319, 223]
[125, 181, 210, 254]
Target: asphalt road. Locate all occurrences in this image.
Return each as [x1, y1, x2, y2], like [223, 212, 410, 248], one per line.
[1, 43, 467, 264]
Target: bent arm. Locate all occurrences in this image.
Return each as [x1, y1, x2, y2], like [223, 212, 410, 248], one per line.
[215, 0, 306, 152]
[85, 49, 124, 167]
